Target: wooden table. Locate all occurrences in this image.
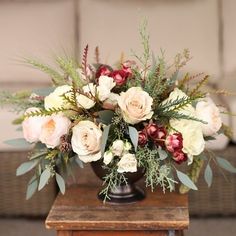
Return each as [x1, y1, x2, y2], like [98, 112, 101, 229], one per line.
[45, 185, 189, 236]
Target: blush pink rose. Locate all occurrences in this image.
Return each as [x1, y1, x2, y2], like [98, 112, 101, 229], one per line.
[39, 114, 71, 148]
[165, 133, 183, 153]
[22, 107, 47, 143]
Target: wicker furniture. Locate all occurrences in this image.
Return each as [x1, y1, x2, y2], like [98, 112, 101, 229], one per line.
[0, 151, 56, 216]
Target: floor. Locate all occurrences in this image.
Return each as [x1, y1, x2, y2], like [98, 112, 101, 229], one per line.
[0, 217, 236, 236]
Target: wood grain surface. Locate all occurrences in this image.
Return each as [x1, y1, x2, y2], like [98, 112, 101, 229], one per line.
[46, 185, 189, 231]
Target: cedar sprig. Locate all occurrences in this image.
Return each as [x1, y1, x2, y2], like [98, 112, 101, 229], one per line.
[23, 107, 69, 118]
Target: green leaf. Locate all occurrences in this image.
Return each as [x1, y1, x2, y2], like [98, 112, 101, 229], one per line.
[15, 126, 23, 132]
[32, 87, 54, 97]
[204, 136, 216, 141]
[4, 138, 32, 148]
[55, 173, 65, 194]
[101, 125, 110, 156]
[75, 156, 84, 168]
[28, 151, 47, 160]
[98, 110, 114, 125]
[204, 163, 213, 187]
[128, 126, 139, 152]
[26, 175, 38, 200]
[38, 168, 51, 191]
[176, 170, 198, 190]
[157, 148, 168, 160]
[216, 157, 236, 173]
[16, 159, 39, 176]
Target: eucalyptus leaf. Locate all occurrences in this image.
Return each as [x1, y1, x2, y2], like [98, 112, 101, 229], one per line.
[15, 126, 23, 132]
[128, 126, 139, 152]
[28, 151, 47, 160]
[4, 138, 32, 149]
[26, 175, 38, 200]
[204, 136, 216, 141]
[38, 168, 51, 191]
[157, 148, 168, 160]
[204, 163, 213, 187]
[98, 110, 114, 125]
[176, 170, 198, 190]
[101, 125, 110, 155]
[55, 173, 65, 194]
[216, 157, 236, 173]
[16, 159, 39, 176]
[75, 156, 84, 168]
[32, 87, 54, 97]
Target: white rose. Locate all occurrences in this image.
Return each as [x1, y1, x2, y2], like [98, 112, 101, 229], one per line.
[165, 88, 205, 163]
[44, 85, 72, 110]
[117, 87, 153, 124]
[97, 76, 116, 101]
[22, 107, 48, 143]
[71, 120, 102, 163]
[103, 151, 114, 165]
[112, 139, 124, 156]
[117, 153, 137, 173]
[196, 97, 222, 136]
[102, 93, 119, 110]
[76, 83, 96, 109]
[39, 114, 71, 148]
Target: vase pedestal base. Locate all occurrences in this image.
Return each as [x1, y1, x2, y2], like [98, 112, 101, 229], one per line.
[98, 184, 145, 204]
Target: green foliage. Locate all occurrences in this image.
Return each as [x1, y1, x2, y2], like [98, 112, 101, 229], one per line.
[38, 168, 51, 191]
[23, 58, 65, 86]
[128, 126, 139, 152]
[56, 56, 83, 88]
[176, 169, 198, 190]
[23, 107, 69, 118]
[5, 138, 32, 149]
[0, 90, 43, 113]
[136, 146, 176, 192]
[216, 157, 236, 173]
[99, 165, 127, 202]
[204, 163, 213, 187]
[55, 173, 66, 194]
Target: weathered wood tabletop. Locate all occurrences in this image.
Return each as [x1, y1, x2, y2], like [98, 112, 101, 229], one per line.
[45, 185, 189, 235]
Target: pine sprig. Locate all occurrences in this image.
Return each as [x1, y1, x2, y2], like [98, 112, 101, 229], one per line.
[23, 58, 65, 86]
[157, 96, 201, 113]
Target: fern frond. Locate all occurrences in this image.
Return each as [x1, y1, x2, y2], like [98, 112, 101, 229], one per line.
[23, 58, 65, 86]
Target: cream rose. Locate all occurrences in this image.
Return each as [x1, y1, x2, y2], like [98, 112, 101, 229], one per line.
[102, 93, 119, 110]
[71, 120, 102, 163]
[76, 83, 96, 109]
[97, 76, 116, 101]
[164, 88, 205, 163]
[39, 114, 71, 148]
[112, 139, 124, 156]
[117, 153, 137, 173]
[22, 107, 47, 143]
[196, 97, 222, 136]
[103, 151, 114, 165]
[117, 87, 153, 124]
[44, 85, 72, 110]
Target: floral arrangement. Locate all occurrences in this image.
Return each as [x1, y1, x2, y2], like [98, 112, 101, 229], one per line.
[1, 23, 236, 201]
